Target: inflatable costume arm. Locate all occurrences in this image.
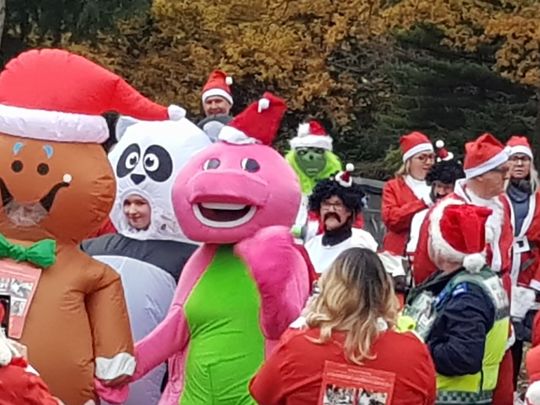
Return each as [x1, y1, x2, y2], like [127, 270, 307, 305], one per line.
[87, 263, 135, 381]
[235, 226, 310, 340]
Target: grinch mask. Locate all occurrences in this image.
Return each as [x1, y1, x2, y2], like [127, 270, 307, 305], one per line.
[294, 147, 327, 177]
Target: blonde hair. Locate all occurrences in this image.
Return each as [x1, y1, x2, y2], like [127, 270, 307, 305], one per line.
[395, 160, 410, 178]
[530, 164, 539, 192]
[304, 248, 399, 364]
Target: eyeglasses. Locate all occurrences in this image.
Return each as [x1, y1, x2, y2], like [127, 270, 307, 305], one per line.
[510, 155, 531, 163]
[321, 201, 347, 211]
[413, 153, 436, 163]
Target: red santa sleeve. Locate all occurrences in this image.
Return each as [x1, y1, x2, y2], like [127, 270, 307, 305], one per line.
[382, 180, 427, 233]
[0, 364, 60, 405]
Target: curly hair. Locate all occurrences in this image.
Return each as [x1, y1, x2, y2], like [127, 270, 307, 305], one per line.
[309, 177, 365, 213]
[425, 160, 464, 185]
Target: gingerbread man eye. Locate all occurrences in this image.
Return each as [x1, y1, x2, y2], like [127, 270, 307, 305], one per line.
[203, 158, 220, 170]
[241, 158, 260, 173]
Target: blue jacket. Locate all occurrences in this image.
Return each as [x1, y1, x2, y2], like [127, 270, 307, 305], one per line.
[412, 270, 496, 376]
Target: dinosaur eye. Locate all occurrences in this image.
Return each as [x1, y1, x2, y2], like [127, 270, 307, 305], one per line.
[241, 158, 260, 173]
[203, 158, 220, 170]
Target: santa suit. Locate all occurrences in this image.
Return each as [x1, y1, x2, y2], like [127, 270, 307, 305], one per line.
[382, 176, 430, 257]
[305, 228, 378, 275]
[412, 179, 515, 405]
[508, 191, 540, 290]
[412, 179, 514, 291]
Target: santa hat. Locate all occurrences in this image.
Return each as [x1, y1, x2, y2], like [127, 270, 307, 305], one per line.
[335, 163, 355, 187]
[434, 140, 454, 162]
[0, 49, 183, 144]
[463, 133, 510, 179]
[507, 135, 533, 159]
[429, 201, 492, 273]
[201, 69, 233, 106]
[218, 92, 286, 145]
[400, 131, 433, 162]
[290, 120, 333, 151]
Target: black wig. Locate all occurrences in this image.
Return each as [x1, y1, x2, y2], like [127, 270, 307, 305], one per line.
[425, 159, 465, 185]
[309, 177, 366, 213]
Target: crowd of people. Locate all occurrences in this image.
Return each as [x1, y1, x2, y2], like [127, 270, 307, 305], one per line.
[0, 47, 539, 405]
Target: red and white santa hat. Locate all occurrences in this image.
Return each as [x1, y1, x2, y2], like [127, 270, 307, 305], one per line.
[290, 120, 333, 151]
[429, 201, 493, 273]
[463, 133, 510, 179]
[201, 69, 233, 106]
[507, 135, 533, 159]
[0, 49, 183, 144]
[335, 163, 355, 187]
[400, 131, 433, 162]
[218, 92, 286, 146]
[434, 140, 454, 162]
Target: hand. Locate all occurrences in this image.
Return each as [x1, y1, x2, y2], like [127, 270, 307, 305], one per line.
[100, 374, 131, 388]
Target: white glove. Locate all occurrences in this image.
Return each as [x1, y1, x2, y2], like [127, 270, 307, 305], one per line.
[511, 286, 537, 320]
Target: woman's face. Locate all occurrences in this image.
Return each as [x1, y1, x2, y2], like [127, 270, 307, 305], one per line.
[409, 152, 435, 180]
[123, 194, 151, 230]
[509, 153, 531, 180]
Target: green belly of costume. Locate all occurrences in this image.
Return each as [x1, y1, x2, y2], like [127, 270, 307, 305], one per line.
[181, 245, 264, 405]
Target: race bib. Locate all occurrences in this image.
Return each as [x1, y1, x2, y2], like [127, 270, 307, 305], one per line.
[0, 260, 42, 338]
[318, 361, 396, 405]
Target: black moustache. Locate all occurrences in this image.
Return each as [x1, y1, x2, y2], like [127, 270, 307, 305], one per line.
[324, 213, 341, 222]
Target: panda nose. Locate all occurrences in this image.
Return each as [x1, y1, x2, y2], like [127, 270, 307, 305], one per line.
[130, 173, 146, 185]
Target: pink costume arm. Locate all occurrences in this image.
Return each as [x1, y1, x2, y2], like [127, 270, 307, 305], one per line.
[235, 226, 310, 340]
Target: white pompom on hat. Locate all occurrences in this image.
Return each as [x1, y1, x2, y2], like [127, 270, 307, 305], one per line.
[290, 120, 333, 151]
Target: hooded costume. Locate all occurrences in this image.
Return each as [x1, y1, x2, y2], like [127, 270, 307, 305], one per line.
[82, 115, 211, 404]
[97, 93, 310, 404]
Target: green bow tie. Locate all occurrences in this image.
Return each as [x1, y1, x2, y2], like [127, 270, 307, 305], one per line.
[0, 234, 56, 268]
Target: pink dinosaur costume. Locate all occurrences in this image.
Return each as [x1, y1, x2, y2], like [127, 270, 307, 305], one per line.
[98, 93, 310, 404]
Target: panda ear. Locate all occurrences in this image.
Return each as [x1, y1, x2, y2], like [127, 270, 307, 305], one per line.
[115, 115, 141, 142]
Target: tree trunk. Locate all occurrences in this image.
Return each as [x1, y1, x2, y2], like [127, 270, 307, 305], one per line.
[0, 0, 5, 49]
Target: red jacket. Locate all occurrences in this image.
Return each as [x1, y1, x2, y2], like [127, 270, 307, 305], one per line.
[88, 218, 117, 238]
[412, 185, 513, 295]
[0, 358, 59, 405]
[382, 177, 428, 256]
[250, 327, 436, 405]
[509, 191, 540, 290]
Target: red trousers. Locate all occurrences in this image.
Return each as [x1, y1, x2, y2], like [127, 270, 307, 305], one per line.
[492, 349, 514, 405]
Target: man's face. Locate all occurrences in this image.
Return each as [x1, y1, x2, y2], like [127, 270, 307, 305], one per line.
[432, 181, 454, 200]
[203, 96, 232, 117]
[477, 162, 510, 198]
[294, 147, 326, 177]
[320, 195, 351, 231]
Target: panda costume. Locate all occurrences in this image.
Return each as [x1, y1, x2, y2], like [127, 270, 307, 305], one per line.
[82, 112, 211, 404]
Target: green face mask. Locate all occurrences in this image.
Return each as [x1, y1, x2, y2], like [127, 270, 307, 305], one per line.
[294, 147, 327, 177]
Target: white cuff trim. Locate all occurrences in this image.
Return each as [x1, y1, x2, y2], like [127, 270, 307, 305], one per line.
[530, 279, 540, 292]
[402, 142, 433, 162]
[290, 135, 333, 151]
[0, 103, 109, 143]
[218, 125, 258, 145]
[202, 88, 233, 105]
[95, 352, 135, 380]
[464, 148, 509, 179]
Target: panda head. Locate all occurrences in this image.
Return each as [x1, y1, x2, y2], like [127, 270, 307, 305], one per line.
[108, 116, 211, 241]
